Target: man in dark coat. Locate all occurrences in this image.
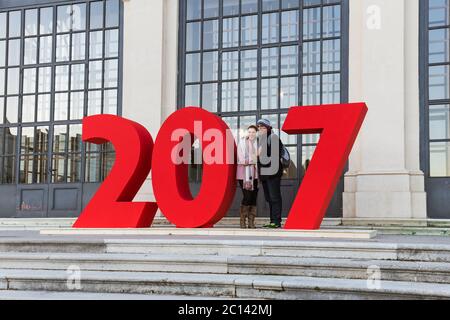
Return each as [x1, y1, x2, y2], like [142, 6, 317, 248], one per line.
[257, 119, 284, 229]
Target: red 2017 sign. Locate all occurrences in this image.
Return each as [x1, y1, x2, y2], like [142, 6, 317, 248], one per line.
[73, 103, 367, 230]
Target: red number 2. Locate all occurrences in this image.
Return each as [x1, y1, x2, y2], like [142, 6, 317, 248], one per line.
[73, 115, 158, 228]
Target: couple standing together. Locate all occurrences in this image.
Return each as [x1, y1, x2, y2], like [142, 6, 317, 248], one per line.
[236, 119, 284, 229]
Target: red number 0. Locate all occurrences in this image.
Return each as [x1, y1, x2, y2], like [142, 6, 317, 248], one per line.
[73, 115, 158, 228]
[283, 103, 367, 230]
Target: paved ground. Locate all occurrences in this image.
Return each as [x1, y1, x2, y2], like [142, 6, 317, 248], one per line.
[1, 230, 450, 245]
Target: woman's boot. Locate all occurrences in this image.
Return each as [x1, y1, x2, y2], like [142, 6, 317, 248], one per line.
[240, 206, 248, 229]
[248, 206, 257, 229]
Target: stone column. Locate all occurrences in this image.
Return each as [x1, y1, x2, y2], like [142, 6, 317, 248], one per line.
[343, 0, 427, 224]
[121, 0, 179, 218]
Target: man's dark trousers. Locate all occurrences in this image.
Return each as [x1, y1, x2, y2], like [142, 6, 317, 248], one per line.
[262, 176, 282, 226]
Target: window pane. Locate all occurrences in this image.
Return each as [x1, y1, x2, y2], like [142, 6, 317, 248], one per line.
[281, 45, 298, 75]
[0, 41, 5, 66]
[22, 96, 36, 123]
[69, 124, 82, 153]
[72, 3, 87, 31]
[240, 80, 257, 111]
[429, 0, 450, 27]
[68, 153, 82, 183]
[242, 0, 258, 14]
[37, 94, 51, 122]
[52, 154, 65, 183]
[223, 17, 239, 48]
[429, 28, 450, 64]
[430, 142, 450, 177]
[261, 78, 279, 110]
[38, 67, 52, 93]
[88, 90, 102, 115]
[187, 0, 202, 20]
[90, 1, 104, 29]
[202, 83, 218, 112]
[40, 7, 54, 35]
[105, 0, 120, 28]
[21, 127, 35, 154]
[186, 22, 201, 51]
[429, 105, 450, 140]
[221, 81, 238, 112]
[9, 11, 21, 38]
[71, 64, 85, 91]
[55, 65, 69, 92]
[281, 10, 299, 42]
[241, 15, 258, 46]
[203, 20, 219, 50]
[39, 36, 53, 64]
[323, 5, 341, 38]
[303, 7, 321, 40]
[241, 49, 258, 79]
[429, 65, 450, 100]
[185, 84, 200, 107]
[89, 61, 103, 89]
[261, 47, 279, 77]
[7, 68, 20, 95]
[222, 51, 239, 80]
[54, 93, 69, 121]
[185, 53, 201, 83]
[53, 125, 67, 153]
[23, 68, 37, 94]
[6, 97, 18, 123]
[70, 92, 85, 120]
[0, 13, 6, 38]
[24, 38, 38, 65]
[323, 39, 341, 72]
[90, 31, 103, 59]
[72, 32, 86, 60]
[57, 5, 71, 33]
[303, 40, 321, 74]
[303, 75, 320, 105]
[263, 0, 280, 11]
[104, 59, 119, 88]
[262, 13, 279, 44]
[204, 0, 219, 18]
[0, 70, 4, 96]
[223, 0, 239, 16]
[25, 9, 38, 36]
[322, 73, 340, 104]
[8, 39, 20, 66]
[56, 34, 70, 62]
[104, 89, 118, 115]
[280, 77, 298, 109]
[203, 51, 218, 81]
[105, 29, 119, 58]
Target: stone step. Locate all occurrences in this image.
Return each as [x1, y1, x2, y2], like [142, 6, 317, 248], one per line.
[1, 238, 450, 262]
[0, 290, 225, 300]
[0, 269, 449, 300]
[104, 239, 450, 263]
[0, 252, 449, 284]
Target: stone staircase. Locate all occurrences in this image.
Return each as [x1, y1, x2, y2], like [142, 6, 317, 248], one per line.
[1, 237, 450, 299]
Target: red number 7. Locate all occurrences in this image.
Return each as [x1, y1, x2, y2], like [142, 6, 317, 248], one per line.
[282, 103, 368, 230]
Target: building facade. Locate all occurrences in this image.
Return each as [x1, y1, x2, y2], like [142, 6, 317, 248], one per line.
[0, 0, 448, 224]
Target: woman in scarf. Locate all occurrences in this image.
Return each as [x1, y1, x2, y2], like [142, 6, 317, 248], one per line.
[236, 125, 259, 229]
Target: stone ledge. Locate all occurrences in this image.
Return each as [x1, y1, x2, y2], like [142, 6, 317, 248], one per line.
[39, 228, 378, 240]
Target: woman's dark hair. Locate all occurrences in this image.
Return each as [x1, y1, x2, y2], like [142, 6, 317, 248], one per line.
[247, 125, 258, 132]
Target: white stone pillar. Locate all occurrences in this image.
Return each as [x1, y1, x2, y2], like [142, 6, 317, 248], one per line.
[344, 0, 427, 223]
[121, 0, 179, 218]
